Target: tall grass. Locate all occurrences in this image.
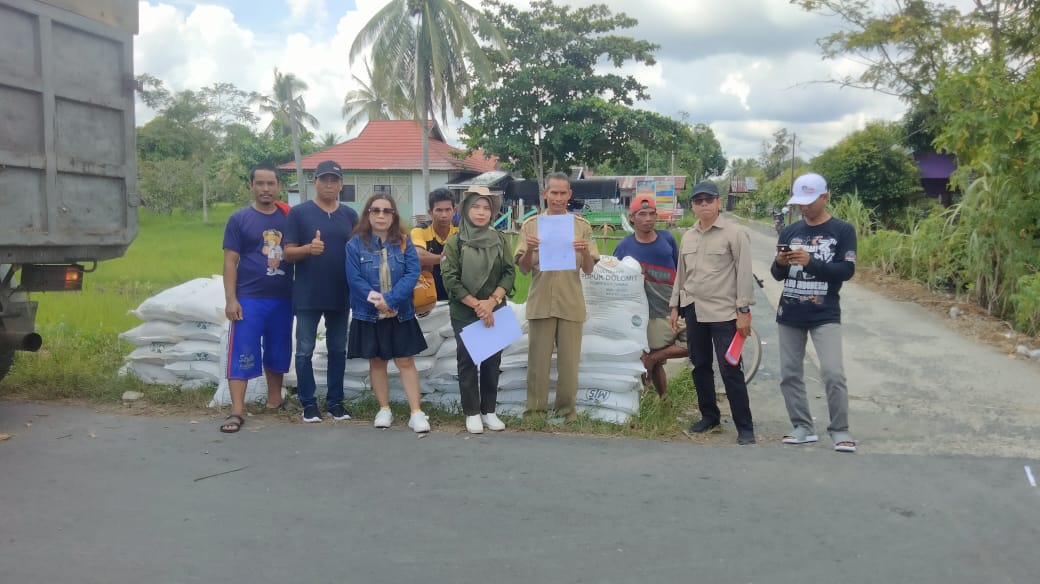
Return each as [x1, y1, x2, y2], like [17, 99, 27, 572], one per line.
[830, 194, 876, 237]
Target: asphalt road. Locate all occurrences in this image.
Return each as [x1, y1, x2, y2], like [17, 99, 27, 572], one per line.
[1, 401, 1038, 584]
[3, 215, 1040, 583]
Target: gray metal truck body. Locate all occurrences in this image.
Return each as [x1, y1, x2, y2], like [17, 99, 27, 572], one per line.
[0, 0, 138, 380]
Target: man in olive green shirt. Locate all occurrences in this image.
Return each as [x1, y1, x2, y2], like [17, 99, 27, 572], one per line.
[515, 172, 599, 421]
[669, 181, 756, 444]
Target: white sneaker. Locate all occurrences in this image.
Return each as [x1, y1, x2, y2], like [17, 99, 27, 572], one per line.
[373, 408, 393, 428]
[481, 413, 506, 431]
[408, 411, 430, 433]
[465, 415, 484, 434]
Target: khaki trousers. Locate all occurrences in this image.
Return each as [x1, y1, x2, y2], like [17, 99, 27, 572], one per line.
[526, 317, 583, 419]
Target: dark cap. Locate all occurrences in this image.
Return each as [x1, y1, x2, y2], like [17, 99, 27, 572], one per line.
[691, 181, 719, 197]
[315, 160, 342, 179]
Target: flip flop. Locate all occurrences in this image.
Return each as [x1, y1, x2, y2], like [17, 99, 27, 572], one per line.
[782, 426, 819, 444]
[831, 431, 857, 453]
[834, 441, 857, 453]
[220, 414, 244, 433]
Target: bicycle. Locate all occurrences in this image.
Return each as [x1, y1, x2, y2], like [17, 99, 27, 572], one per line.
[709, 274, 765, 386]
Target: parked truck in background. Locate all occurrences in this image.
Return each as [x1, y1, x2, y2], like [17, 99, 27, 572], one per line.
[0, 0, 139, 382]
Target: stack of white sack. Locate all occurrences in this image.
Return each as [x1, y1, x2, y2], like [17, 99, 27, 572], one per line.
[122, 255, 650, 425]
[494, 256, 650, 424]
[207, 302, 456, 408]
[118, 277, 229, 392]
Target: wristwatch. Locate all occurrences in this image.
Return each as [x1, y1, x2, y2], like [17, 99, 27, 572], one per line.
[737, 306, 751, 314]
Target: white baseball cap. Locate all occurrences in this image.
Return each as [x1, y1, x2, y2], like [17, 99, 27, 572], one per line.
[787, 173, 828, 205]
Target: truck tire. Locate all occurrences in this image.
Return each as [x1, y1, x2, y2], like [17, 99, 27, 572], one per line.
[0, 320, 14, 384]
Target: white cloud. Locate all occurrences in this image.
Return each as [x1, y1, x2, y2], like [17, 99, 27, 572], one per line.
[286, 0, 327, 22]
[134, 0, 912, 165]
[719, 72, 752, 111]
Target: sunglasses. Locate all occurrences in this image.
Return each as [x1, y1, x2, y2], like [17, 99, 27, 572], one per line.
[368, 207, 395, 216]
[691, 196, 718, 205]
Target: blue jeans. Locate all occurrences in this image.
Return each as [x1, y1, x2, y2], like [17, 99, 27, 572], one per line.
[295, 309, 348, 409]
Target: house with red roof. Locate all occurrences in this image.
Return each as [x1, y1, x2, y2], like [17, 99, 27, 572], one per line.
[280, 120, 498, 220]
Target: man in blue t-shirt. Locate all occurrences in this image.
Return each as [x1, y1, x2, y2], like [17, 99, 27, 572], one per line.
[220, 163, 293, 433]
[771, 173, 858, 453]
[614, 195, 686, 398]
[284, 160, 359, 423]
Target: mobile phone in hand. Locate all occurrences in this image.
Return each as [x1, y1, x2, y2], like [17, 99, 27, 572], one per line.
[776, 244, 792, 253]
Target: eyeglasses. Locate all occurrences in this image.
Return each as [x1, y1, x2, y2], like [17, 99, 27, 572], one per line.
[691, 196, 718, 205]
[368, 207, 395, 216]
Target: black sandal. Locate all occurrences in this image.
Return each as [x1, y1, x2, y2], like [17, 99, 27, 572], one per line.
[220, 414, 245, 433]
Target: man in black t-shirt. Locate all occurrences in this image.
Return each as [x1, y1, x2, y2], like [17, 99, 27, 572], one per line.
[771, 173, 858, 453]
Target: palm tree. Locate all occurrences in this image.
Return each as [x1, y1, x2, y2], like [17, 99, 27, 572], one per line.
[320, 132, 341, 148]
[254, 68, 318, 198]
[341, 60, 413, 134]
[350, 0, 503, 194]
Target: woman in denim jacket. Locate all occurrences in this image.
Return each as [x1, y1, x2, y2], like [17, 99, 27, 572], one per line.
[346, 195, 430, 433]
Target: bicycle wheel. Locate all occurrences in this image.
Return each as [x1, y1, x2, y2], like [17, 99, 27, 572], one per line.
[741, 327, 762, 384]
[711, 326, 762, 389]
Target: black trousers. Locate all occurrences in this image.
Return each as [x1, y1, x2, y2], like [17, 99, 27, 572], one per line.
[452, 319, 503, 416]
[683, 304, 754, 432]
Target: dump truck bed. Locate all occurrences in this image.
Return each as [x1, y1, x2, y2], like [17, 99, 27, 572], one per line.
[0, 0, 138, 264]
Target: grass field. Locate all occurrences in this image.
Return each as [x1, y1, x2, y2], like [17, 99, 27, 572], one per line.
[0, 206, 700, 439]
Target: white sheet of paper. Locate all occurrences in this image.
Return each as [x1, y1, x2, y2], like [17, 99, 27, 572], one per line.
[536, 213, 576, 272]
[459, 306, 523, 365]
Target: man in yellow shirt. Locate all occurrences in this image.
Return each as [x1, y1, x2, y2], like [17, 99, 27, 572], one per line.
[515, 172, 599, 422]
[410, 188, 459, 300]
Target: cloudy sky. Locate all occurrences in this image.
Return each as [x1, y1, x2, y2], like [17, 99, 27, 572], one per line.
[135, 0, 929, 167]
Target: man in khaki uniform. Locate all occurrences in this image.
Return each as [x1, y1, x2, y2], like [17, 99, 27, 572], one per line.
[515, 172, 599, 421]
[669, 181, 756, 445]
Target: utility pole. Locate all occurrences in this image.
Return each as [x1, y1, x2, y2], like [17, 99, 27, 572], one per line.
[789, 132, 797, 187]
[788, 132, 797, 223]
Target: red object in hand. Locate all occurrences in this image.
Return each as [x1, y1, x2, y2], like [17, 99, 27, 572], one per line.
[725, 331, 746, 366]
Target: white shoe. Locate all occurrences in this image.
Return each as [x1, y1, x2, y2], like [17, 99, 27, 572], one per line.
[373, 408, 393, 428]
[465, 415, 484, 434]
[408, 411, 430, 433]
[481, 413, 506, 431]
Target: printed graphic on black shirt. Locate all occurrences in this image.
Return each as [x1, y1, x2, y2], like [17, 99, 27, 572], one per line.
[781, 234, 837, 305]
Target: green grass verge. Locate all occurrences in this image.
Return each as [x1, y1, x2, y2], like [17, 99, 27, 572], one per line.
[2, 212, 702, 438]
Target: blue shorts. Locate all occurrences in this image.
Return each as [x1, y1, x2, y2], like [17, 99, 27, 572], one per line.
[225, 297, 293, 380]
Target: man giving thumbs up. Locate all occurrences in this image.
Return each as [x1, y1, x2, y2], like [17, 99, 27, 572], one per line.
[284, 160, 359, 423]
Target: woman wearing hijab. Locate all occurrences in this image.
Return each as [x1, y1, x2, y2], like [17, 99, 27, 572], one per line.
[346, 194, 430, 433]
[441, 187, 516, 434]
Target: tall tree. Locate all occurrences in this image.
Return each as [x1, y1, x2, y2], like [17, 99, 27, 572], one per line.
[341, 60, 413, 133]
[350, 0, 504, 194]
[759, 128, 804, 182]
[793, 0, 1040, 146]
[598, 112, 726, 187]
[811, 121, 922, 220]
[462, 0, 658, 180]
[254, 68, 318, 199]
